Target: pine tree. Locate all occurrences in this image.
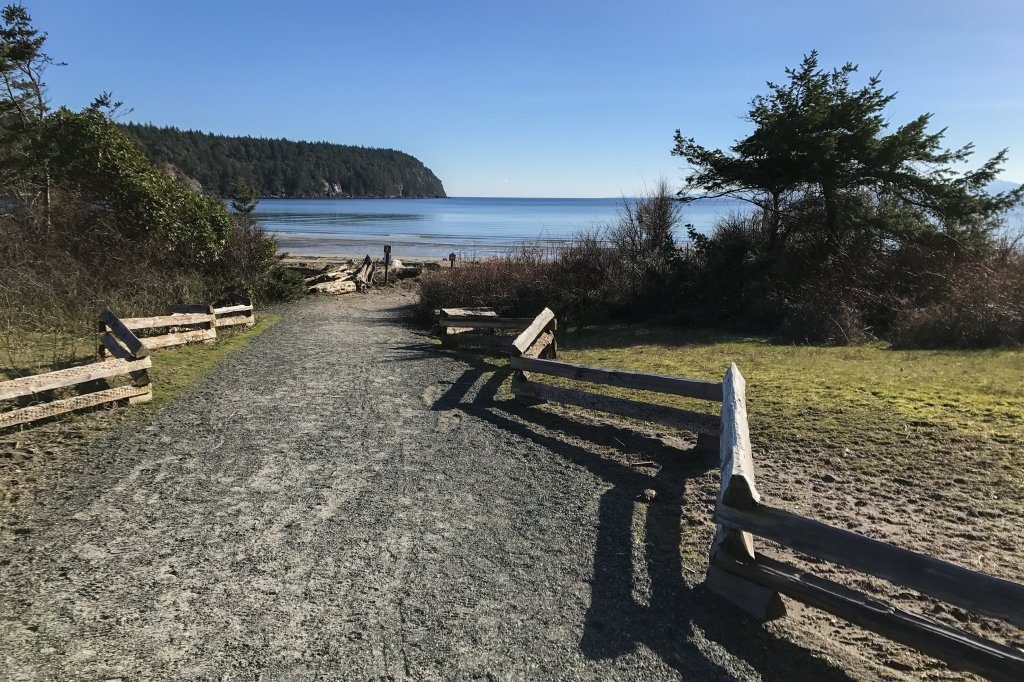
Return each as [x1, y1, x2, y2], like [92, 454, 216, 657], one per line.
[673, 51, 1024, 246]
[0, 4, 61, 224]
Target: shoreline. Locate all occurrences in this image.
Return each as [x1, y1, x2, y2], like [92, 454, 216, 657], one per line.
[273, 234, 566, 260]
[279, 252, 455, 269]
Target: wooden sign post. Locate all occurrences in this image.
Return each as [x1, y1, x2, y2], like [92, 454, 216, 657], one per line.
[383, 245, 392, 284]
[448, 252, 456, 268]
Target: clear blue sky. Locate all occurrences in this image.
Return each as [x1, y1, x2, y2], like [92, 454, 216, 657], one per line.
[28, 0, 1024, 197]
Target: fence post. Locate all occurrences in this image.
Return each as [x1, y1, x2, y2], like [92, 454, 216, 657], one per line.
[510, 308, 557, 404]
[98, 308, 154, 402]
[203, 304, 217, 343]
[707, 363, 786, 620]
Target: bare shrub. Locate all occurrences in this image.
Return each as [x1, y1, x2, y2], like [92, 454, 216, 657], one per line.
[892, 252, 1024, 348]
[606, 178, 680, 303]
[417, 246, 561, 321]
[554, 231, 619, 325]
[417, 181, 684, 326]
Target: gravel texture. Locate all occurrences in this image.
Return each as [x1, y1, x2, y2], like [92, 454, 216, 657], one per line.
[1, 293, 859, 680]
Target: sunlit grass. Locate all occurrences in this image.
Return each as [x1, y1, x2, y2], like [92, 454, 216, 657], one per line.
[550, 325, 1024, 445]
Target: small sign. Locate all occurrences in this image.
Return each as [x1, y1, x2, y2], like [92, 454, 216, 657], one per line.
[448, 252, 456, 267]
[383, 244, 392, 265]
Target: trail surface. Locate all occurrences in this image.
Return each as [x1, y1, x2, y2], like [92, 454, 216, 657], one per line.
[0, 293, 850, 680]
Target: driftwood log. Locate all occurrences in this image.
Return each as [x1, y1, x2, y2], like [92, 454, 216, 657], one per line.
[309, 279, 358, 295]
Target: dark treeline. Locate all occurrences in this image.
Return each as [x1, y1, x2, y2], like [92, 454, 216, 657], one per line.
[122, 124, 447, 199]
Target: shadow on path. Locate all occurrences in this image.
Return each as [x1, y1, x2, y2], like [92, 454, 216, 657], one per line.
[430, 352, 851, 680]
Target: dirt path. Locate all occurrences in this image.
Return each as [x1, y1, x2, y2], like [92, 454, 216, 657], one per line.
[1, 293, 859, 680]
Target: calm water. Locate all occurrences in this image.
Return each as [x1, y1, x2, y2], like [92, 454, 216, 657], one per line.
[257, 196, 749, 258]
[259, 196, 1024, 258]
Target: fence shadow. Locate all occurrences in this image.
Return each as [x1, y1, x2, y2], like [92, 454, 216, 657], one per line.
[430, 355, 851, 680]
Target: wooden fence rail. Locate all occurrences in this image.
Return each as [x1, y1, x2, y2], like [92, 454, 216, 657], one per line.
[436, 305, 720, 440]
[434, 307, 557, 355]
[100, 305, 219, 355]
[505, 308, 721, 443]
[511, 355, 724, 401]
[213, 297, 255, 328]
[709, 363, 1024, 681]
[99, 297, 258, 354]
[2, 309, 152, 430]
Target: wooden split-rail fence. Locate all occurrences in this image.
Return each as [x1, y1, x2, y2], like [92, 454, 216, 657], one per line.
[2, 298, 257, 431]
[436, 305, 1024, 680]
[99, 298, 255, 355]
[1, 309, 152, 430]
[710, 363, 1024, 681]
[213, 297, 256, 328]
[436, 306, 722, 444]
[435, 307, 558, 356]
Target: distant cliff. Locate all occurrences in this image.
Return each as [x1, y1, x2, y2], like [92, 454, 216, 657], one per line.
[122, 123, 447, 199]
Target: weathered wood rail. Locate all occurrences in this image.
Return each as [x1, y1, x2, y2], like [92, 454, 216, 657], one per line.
[99, 299, 255, 354]
[436, 305, 721, 438]
[434, 307, 557, 355]
[100, 306, 216, 354]
[213, 297, 255, 328]
[1, 309, 152, 430]
[505, 308, 721, 442]
[709, 363, 1024, 681]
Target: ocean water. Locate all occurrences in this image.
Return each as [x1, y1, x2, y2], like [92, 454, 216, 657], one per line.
[257, 196, 750, 258]
[258, 196, 1024, 258]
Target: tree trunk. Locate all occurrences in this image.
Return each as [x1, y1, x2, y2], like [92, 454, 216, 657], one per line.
[42, 165, 51, 231]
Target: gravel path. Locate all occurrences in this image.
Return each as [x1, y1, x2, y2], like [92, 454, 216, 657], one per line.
[0, 293, 853, 680]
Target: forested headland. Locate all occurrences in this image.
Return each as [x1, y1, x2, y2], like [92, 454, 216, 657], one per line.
[122, 124, 447, 199]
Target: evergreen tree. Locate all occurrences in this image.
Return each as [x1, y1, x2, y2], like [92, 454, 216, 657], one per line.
[0, 4, 60, 222]
[673, 51, 1024, 246]
[120, 124, 448, 199]
[229, 177, 259, 217]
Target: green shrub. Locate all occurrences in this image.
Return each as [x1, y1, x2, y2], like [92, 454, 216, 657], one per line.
[44, 108, 232, 265]
[263, 266, 308, 304]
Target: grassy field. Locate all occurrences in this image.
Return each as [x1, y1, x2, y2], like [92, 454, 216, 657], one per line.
[554, 325, 1024, 440]
[543, 324, 1024, 498]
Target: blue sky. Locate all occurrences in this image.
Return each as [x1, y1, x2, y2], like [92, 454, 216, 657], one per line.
[28, 0, 1024, 197]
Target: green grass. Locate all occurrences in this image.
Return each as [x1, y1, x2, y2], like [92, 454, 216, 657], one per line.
[544, 325, 1024, 494]
[1, 330, 99, 380]
[556, 326, 1024, 440]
